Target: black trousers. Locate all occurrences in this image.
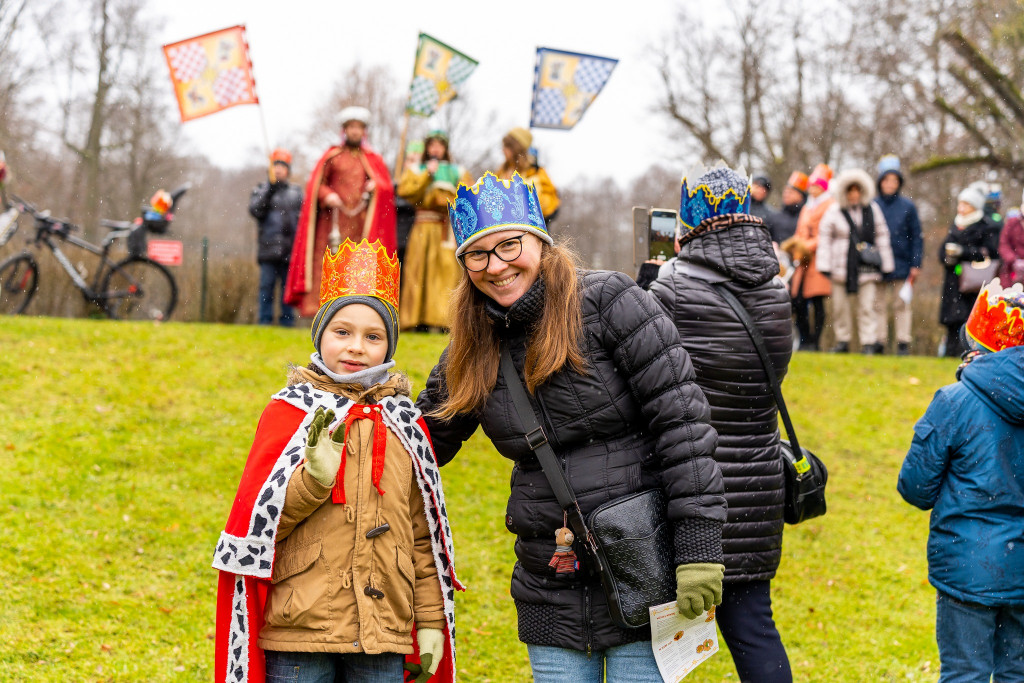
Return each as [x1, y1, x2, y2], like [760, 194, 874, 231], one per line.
[716, 580, 793, 683]
[944, 323, 966, 358]
[793, 295, 826, 346]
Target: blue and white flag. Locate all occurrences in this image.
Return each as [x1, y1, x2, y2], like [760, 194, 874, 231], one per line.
[529, 48, 618, 130]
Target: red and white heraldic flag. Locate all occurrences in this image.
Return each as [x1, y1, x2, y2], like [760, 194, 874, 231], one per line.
[163, 25, 258, 122]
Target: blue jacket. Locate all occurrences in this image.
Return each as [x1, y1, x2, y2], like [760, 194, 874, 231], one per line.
[898, 347, 1024, 606]
[875, 192, 923, 281]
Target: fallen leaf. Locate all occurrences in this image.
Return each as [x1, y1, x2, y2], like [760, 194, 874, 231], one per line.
[159, 606, 173, 614]
[908, 376, 921, 385]
[100, 644, 111, 652]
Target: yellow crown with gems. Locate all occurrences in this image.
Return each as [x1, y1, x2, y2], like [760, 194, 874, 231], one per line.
[319, 239, 400, 312]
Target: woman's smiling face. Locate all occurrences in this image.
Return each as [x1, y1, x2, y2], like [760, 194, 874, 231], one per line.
[464, 230, 544, 308]
[319, 303, 388, 374]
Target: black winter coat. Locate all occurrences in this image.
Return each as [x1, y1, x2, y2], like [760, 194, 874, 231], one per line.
[749, 198, 774, 224]
[766, 202, 802, 244]
[938, 216, 1001, 325]
[649, 216, 792, 583]
[249, 181, 303, 263]
[416, 271, 726, 652]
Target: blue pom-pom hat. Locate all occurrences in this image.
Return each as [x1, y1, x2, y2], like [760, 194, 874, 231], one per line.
[678, 162, 751, 235]
[448, 172, 552, 258]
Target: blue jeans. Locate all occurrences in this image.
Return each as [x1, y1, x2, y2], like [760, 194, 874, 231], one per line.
[259, 260, 294, 326]
[527, 640, 661, 683]
[716, 580, 792, 682]
[936, 591, 1024, 682]
[264, 650, 404, 683]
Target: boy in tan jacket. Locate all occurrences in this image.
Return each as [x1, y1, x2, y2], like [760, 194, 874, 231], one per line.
[214, 240, 461, 683]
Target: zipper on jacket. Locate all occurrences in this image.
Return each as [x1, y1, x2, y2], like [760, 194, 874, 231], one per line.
[584, 583, 592, 656]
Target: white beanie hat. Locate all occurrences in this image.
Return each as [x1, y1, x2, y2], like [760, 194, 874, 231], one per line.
[957, 185, 986, 211]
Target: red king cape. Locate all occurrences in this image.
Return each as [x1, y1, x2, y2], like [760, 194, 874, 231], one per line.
[214, 383, 461, 683]
[284, 144, 397, 306]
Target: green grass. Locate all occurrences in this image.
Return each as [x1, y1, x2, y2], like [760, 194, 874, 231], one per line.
[0, 317, 956, 681]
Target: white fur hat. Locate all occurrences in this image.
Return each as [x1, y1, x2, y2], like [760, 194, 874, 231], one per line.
[338, 106, 371, 127]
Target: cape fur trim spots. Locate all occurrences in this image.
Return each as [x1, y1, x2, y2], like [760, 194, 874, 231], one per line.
[212, 382, 461, 683]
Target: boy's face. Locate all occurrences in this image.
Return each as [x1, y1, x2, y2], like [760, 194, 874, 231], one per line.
[319, 303, 389, 374]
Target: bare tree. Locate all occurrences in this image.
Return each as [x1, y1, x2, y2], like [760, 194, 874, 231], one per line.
[653, 0, 860, 189]
[48, 0, 166, 235]
[307, 63, 406, 169]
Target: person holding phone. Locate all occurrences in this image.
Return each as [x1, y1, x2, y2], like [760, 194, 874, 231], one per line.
[650, 164, 794, 683]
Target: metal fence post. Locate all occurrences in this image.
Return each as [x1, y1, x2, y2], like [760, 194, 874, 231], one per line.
[200, 237, 209, 322]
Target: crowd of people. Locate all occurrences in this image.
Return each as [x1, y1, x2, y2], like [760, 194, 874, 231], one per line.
[247, 109, 560, 332]
[223, 106, 1023, 683]
[754, 156, 1024, 357]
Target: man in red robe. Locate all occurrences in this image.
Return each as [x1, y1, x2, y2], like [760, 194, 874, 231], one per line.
[284, 106, 397, 317]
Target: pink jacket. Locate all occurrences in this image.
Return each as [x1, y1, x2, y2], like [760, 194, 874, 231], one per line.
[998, 214, 1024, 285]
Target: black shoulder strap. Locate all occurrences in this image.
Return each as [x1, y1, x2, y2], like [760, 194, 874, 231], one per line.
[499, 347, 593, 545]
[710, 284, 801, 455]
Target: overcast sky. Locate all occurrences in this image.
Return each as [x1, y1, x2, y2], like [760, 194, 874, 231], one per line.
[156, 0, 682, 186]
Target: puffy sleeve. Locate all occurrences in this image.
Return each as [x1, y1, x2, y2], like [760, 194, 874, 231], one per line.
[398, 167, 431, 205]
[898, 390, 958, 510]
[872, 203, 895, 275]
[816, 206, 837, 275]
[415, 347, 482, 467]
[595, 272, 725, 566]
[531, 167, 561, 219]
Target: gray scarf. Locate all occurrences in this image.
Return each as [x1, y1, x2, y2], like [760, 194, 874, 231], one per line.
[310, 352, 395, 389]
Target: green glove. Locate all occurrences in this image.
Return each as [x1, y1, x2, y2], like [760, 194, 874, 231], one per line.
[403, 627, 444, 682]
[304, 407, 344, 487]
[675, 563, 724, 619]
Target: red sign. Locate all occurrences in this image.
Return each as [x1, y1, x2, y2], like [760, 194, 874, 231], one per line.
[148, 239, 183, 266]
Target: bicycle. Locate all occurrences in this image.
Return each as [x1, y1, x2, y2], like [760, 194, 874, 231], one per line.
[0, 186, 188, 320]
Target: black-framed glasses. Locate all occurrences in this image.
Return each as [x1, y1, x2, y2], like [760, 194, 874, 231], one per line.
[458, 233, 528, 272]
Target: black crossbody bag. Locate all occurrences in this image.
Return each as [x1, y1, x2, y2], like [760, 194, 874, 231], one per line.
[499, 348, 676, 628]
[712, 284, 828, 524]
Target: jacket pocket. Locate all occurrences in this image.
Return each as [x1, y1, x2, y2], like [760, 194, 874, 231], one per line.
[265, 540, 331, 631]
[377, 545, 415, 634]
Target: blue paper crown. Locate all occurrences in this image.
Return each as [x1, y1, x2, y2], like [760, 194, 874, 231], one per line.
[678, 166, 751, 233]
[449, 172, 550, 257]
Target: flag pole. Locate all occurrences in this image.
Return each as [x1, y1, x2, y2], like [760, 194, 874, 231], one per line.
[394, 109, 411, 179]
[256, 101, 272, 181]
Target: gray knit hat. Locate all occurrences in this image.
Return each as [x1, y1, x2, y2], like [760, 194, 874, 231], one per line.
[311, 295, 398, 362]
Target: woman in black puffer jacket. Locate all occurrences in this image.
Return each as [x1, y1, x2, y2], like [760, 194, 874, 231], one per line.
[416, 172, 727, 682]
[648, 165, 794, 682]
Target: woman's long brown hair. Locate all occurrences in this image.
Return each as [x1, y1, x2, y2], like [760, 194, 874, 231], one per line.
[432, 241, 586, 420]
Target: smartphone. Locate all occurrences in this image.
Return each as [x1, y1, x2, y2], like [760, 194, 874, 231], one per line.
[649, 209, 678, 262]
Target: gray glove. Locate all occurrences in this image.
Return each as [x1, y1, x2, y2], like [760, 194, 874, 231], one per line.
[304, 407, 344, 487]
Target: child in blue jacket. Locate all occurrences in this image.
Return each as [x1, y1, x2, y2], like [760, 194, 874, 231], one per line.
[898, 281, 1024, 682]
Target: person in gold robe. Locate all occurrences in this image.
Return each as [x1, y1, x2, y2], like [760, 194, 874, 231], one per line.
[398, 131, 471, 331]
[495, 127, 560, 222]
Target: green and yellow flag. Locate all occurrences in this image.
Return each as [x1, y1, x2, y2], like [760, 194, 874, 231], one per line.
[406, 33, 478, 117]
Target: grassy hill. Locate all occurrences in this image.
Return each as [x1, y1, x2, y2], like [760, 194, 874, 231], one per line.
[0, 317, 957, 681]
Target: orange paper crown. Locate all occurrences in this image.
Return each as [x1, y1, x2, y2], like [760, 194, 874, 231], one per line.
[965, 278, 1024, 352]
[319, 239, 400, 311]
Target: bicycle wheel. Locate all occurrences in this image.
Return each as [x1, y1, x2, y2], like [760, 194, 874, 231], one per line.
[101, 257, 177, 321]
[0, 252, 39, 314]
